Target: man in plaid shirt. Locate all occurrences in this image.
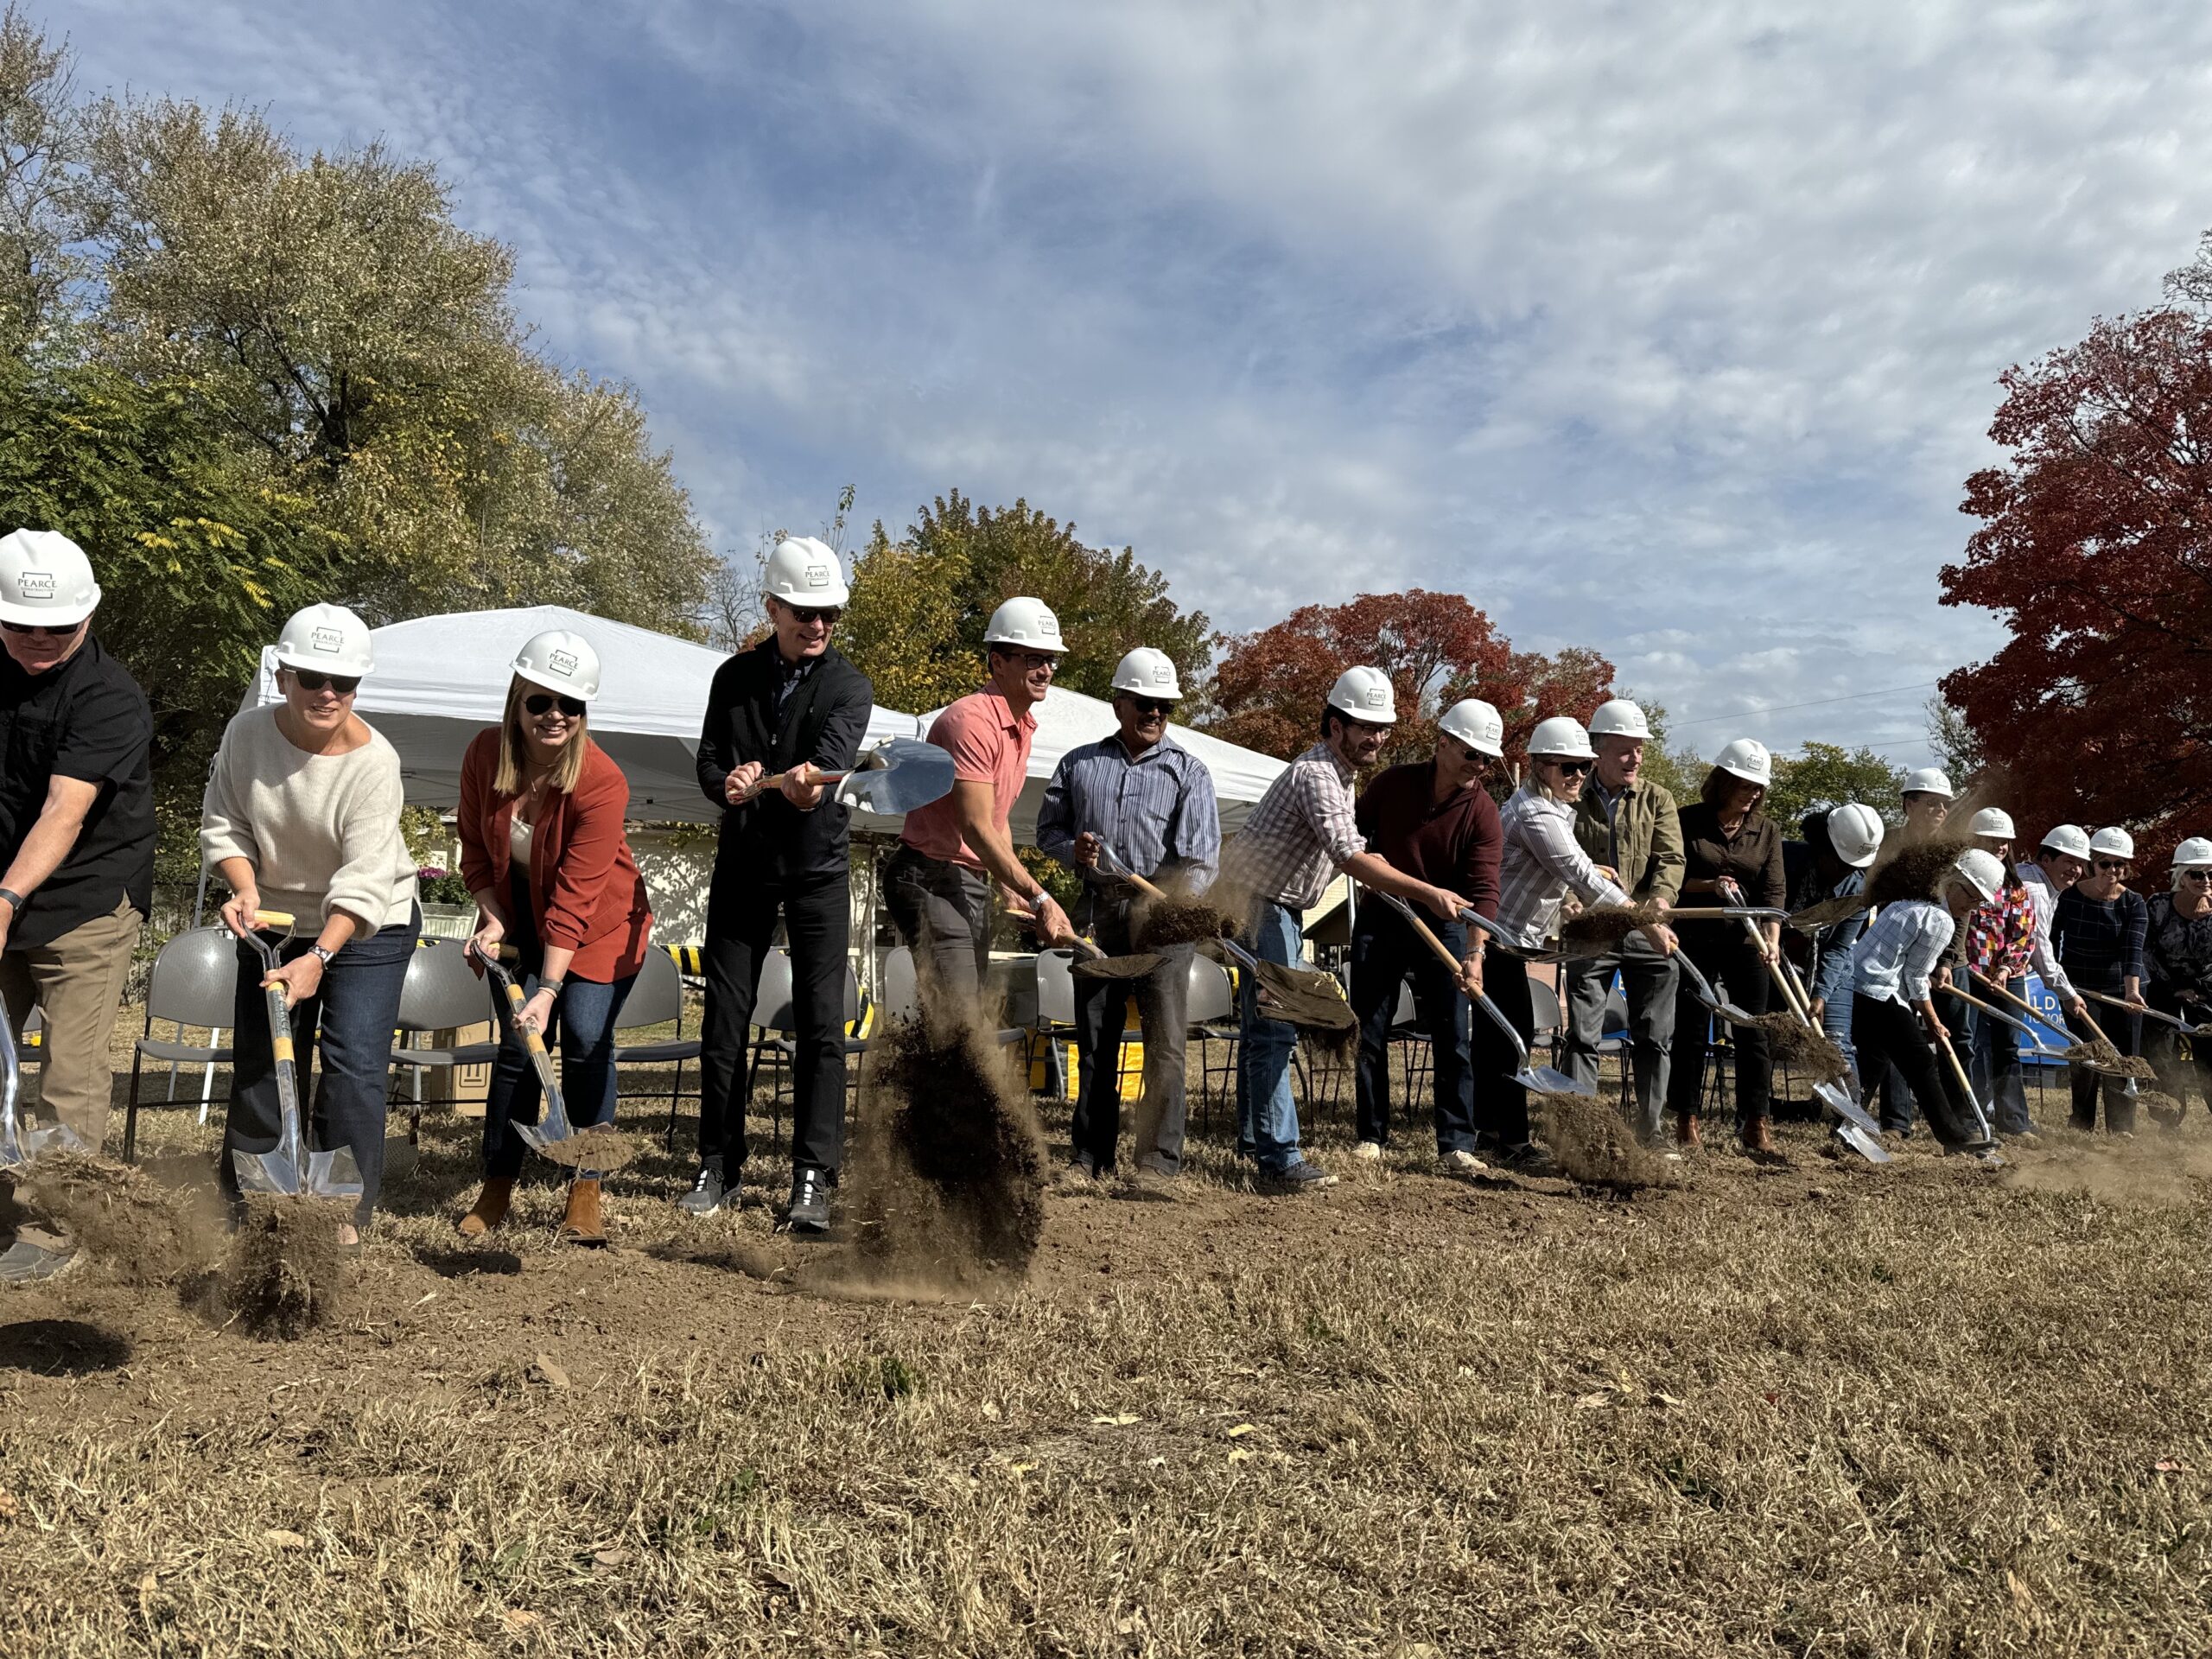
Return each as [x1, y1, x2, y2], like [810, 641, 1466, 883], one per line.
[1217, 666, 1477, 1192]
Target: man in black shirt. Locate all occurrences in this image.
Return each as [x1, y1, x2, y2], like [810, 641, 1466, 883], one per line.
[0, 530, 156, 1280]
[687, 537, 873, 1230]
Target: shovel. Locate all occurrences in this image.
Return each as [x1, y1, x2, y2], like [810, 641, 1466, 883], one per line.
[2080, 986, 2201, 1037]
[1000, 901, 1164, 982]
[0, 1008, 84, 1169]
[1095, 841, 1354, 1035]
[1940, 982, 2070, 1060]
[1677, 951, 1886, 1158]
[232, 911, 364, 1202]
[760, 737, 957, 817]
[1529, 906, 1783, 963]
[474, 944, 577, 1157]
[1974, 974, 2149, 1079]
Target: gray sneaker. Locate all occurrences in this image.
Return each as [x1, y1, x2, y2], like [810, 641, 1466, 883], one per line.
[0, 1240, 79, 1285]
[786, 1166, 832, 1234]
[1261, 1159, 1339, 1193]
[677, 1158, 728, 1216]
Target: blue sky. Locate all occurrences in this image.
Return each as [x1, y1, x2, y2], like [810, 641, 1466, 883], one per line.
[48, 0, 2212, 760]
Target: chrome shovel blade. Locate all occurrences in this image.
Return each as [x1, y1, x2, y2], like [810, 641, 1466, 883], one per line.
[1518, 1064, 1595, 1099]
[1814, 1079, 1880, 1138]
[1835, 1121, 1892, 1164]
[234, 1147, 302, 1197]
[16, 1121, 86, 1163]
[306, 1146, 365, 1199]
[835, 738, 957, 816]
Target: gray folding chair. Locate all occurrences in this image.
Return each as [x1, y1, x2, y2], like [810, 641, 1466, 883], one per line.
[620, 950, 703, 1138]
[747, 951, 863, 1144]
[1185, 952, 1238, 1128]
[124, 926, 240, 1162]
[387, 940, 503, 1134]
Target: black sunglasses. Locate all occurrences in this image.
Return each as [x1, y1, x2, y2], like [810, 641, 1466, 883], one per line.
[524, 693, 587, 718]
[2183, 869, 2212, 880]
[1, 619, 76, 637]
[1125, 697, 1173, 717]
[1551, 759, 1595, 778]
[787, 605, 841, 626]
[292, 669, 360, 695]
[2094, 858, 2128, 871]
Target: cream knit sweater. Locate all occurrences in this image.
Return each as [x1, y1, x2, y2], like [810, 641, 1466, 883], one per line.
[200, 706, 418, 936]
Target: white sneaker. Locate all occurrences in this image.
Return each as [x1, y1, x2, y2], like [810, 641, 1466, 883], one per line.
[1439, 1148, 1489, 1177]
[1352, 1140, 1384, 1161]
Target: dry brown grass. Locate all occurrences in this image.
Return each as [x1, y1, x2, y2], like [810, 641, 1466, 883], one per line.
[0, 1007, 2208, 1655]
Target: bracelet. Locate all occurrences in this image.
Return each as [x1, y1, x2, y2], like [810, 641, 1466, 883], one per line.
[0, 888, 21, 914]
[539, 977, 566, 997]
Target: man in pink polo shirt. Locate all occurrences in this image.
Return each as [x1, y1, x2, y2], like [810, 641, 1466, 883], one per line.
[885, 596, 1074, 1007]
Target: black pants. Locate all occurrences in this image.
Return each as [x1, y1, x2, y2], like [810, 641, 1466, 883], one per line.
[1666, 926, 1771, 1127]
[697, 874, 850, 1175]
[1850, 993, 1992, 1152]
[1351, 905, 1476, 1154]
[2068, 974, 2141, 1134]
[2147, 984, 2212, 1118]
[1469, 950, 1536, 1154]
[1069, 898, 1192, 1174]
[882, 845, 992, 1014]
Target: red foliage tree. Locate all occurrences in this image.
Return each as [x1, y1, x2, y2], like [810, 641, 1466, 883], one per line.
[1203, 589, 1615, 772]
[1939, 306, 2212, 868]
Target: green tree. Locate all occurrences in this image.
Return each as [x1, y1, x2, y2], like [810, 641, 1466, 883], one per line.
[0, 3, 86, 359]
[1616, 693, 1707, 806]
[1764, 742, 1905, 832]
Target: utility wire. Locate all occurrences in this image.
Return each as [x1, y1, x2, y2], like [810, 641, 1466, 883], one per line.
[1669, 680, 1942, 728]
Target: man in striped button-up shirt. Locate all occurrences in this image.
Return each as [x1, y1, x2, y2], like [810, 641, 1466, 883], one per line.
[1038, 649, 1220, 1186]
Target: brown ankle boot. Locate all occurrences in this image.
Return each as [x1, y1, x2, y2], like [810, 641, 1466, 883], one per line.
[457, 1178, 513, 1237]
[1676, 1114, 1702, 1148]
[558, 1179, 607, 1247]
[1741, 1116, 1777, 1155]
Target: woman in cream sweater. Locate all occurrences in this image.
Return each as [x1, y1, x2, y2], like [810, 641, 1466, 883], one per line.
[200, 603, 418, 1239]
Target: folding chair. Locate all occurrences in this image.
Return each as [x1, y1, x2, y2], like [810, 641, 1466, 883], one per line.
[616, 949, 702, 1143]
[124, 926, 239, 1162]
[387, 940, 503, 1135]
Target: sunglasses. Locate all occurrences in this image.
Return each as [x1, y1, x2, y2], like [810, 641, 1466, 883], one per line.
[291, 669, 360, 695]
[2094, 858, 2129, 871]
[2183, 869, 2212, 881]
[787, 605, 841, 626]
[1125, 697, 1173, 717]
[1550, 759, 1595, 778]
[524, 693, 587, 718]
[1, 619, 76, 637]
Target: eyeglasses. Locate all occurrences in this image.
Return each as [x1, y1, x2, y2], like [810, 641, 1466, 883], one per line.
[524, 693, 587, 718]
[787, 606, 840, 626]
[1550, 759, 1595, 778]
[292, 670, 360, 696]
[1124, 697, 1173, 717]
[1, 619, 77, 638]
[1004, 651, 1058, 671]
[2094, 858, 2128, 871]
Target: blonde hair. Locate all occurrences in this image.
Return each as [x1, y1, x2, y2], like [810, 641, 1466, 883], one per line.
[493, 675, 588, 798]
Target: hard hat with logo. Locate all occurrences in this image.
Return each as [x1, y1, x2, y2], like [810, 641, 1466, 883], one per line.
[1714, 737, 1772, 786]
[1586, 698, 1652, 741]
[983, 596, 1063, 653]
[275, 603, 374, 678]
[2039, 823, 2091, 860]
[2173, 836, 2212, 869]
[2088, 826, 2135, 861]
[762, 536, 849, 607]
[1967, 807, 2015, 840]
[0, 528, 100, 626]
[1109, 647, 1182, 702]
[1902, 766, 1954, 799]
[1528, 715, 1595, 760]
[1438, 697, 1504, 757]
[1827, 802, 1885, 868]
[512, 629, 602, 702]
[1951, 848, 2005, 903]
[1325, 666, 1397, 724]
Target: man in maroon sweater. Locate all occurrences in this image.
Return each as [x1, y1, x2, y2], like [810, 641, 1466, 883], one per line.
[1348, 698, 1505, 1172]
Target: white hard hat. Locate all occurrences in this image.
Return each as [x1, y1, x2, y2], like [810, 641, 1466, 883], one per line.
[274, 602, 374, 677]
[1528, 715, 1595, 760]
[1714, 737, 1772, 787]
[1438, 697, 1504, 758]
[1326, 665, 1397, 725]
[2040, 823, 2091, 860]
[1827, 802, 1885, 869]
[983, 595, 1063, 652]
[1902, 766, 1954, 800]
[0, 528, 100, 626]
[762, 536, 849, 607]
[2088, 826, 2135, 861]
[1967, 807, 2015, 840]
[1586, 698, 1651, 741]
[2173, 836, 2212, 870]
[1109, 646, 1182, 701]
[512, 629, 602, 702]
[1951, 848, 2005, 904]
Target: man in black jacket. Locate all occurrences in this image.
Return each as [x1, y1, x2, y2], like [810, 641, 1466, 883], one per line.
[688, 537, 874, 1230]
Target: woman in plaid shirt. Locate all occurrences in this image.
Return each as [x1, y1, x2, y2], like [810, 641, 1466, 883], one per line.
[1962, 837, 2038, 1138]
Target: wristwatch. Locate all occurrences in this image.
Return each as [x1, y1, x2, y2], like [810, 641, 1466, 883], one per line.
[540, 977, 567, 997]
[309, 944, 337, 968]
[0, 888, 22, 915]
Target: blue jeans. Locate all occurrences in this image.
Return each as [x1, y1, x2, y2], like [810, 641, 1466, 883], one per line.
[1236, 899, 1306, 1173]
[1969, 974, 2031, 1135]
[225, 908, 420, 1228]
[482, 960, 636, 1180]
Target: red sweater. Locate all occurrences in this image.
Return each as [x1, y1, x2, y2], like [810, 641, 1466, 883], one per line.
[457, 729, 653, 983]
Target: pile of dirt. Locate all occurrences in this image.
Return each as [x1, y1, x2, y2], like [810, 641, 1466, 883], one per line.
[846, 1010, 1047, 1287]
[2064, 1037, 2157, 1081]
[1751, 1013, 1851, 1084]
[1786, 892, 1869, 932]
[1542, 1091, 1666, 1192]
[2142, 1090, 2186, 1128]
[14, 1153, 221, 1287]
[531, 1125, 641, 1172]
[1866, 835, 1974, 910]
[1559, 899, 1666, 950]
[1133, 897, 1236, 951]
[224, 1196, 353, 1340]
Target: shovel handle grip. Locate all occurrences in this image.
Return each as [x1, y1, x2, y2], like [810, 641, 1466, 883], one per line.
[251, 909, 296, 930]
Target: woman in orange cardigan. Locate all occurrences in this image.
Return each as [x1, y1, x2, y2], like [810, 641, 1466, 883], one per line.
[454, 630, 653, 1244]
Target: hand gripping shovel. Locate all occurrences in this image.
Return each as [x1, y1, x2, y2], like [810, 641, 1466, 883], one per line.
[1531, 905, 1783, 963]
[1975, 973, 2152, 1080]
[0, 1007, 84, 1169]
[2080, 986, 2202, 1038]
[472, 944, 638, 1172]
[1363, 890, 1590, 1099]
[760, 736, 957, 817]
[1096, 841, 1354, 1037]
[232, 912, 364, 1201]
[1677, 952, 1888, 1160]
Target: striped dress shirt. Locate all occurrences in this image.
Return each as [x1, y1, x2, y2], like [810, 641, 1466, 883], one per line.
[2015, 861, 2077, 998]
[1852, 898, 1954, 1007]
[1218, 741, 1365, 911]
[1491, 787, 1632, 952]
[1036, 731, 1222, 893]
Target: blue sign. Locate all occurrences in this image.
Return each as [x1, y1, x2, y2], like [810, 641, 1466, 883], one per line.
[2013, 975, 2074, 1065]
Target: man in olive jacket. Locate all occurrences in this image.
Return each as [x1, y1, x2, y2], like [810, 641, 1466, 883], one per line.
[1559, 699, 1685, 1141]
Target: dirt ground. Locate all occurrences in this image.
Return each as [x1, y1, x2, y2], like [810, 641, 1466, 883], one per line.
[0, 1010, 2207, 1656]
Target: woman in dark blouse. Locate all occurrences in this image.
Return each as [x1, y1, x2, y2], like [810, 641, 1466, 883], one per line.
[2053, 827, 2149, 1134]
[1663, 744, 1787, 1152]
[2145, 838, 2212, 1122]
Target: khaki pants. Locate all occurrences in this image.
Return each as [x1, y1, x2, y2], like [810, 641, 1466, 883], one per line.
[0, 896, 144, 1153]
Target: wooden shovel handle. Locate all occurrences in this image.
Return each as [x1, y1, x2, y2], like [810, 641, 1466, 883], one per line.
[1739, 915, 1811, 1026]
